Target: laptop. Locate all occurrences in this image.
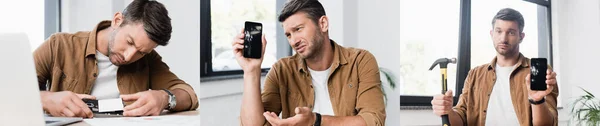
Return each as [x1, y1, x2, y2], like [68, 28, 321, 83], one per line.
[0, 33, 82, 126]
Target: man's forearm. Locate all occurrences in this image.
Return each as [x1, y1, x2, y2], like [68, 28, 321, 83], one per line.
[532, 103, 554, 126]
[240, 70, 265, 126]
[320, 116, 366, 126]
[171, 88, 192, 111]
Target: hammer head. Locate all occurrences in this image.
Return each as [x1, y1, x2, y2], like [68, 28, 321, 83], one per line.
[428, 58, 457, 70]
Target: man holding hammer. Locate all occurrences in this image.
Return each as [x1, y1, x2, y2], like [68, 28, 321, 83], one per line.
[430, 8, 559, 126]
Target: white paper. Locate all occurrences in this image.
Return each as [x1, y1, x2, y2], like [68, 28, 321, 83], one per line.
[98, 98, 124, 112]
[83, 115, 200, 126]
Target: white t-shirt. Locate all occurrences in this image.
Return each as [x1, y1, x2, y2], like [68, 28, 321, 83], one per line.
[308, 67, 335, 116]
[90, 51, 120, 100]
[485, 64, 520, 125]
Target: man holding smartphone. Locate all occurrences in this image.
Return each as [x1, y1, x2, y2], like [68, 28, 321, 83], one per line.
[232, 0, 386, 126]
[430, 8, 559, 125]
[35, 0, 198, 118]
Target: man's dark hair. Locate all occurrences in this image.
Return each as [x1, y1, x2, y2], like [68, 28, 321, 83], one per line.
[121, 0, 172, 46]
[278, 0, 326, 25]
[492, 8, 525, 33]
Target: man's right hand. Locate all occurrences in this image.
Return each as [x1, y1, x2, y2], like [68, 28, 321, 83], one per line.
[40, 91, 96, 118]
[232, 29, 268, 73]
[431, 90, 454, 116]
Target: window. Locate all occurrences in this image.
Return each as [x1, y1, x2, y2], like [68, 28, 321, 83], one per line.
[0, 0, 45, 51]
[400, 0, 552, 107]
[399, 0, 460, 96]
[201, 0, 288, 78]
[471, 0, 550, 68]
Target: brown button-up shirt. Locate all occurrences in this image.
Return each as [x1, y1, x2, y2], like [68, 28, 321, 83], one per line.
[261, 41, 386, 126]
[33, 21, 199, 111]
[453, 53, 558, 126]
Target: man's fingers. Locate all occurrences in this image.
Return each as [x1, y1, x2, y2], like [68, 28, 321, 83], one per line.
[233, 44, 244, 50]
[63, 98, 87, 117]
[76, 94, 96, 100]
[144, 107, 158, 116]
[263, 112, 281, 125]
[121, 93, 141, 101]
[124, 104, 150, 117]
[294, 107, 311, 114]
[123, 97, 147, 111]
[546, 79, 557, 86]
[62, 108, 75, 117]
[261, 34, 267, 56]
[70, 96, 93, 118]
[71, 95, 96, 118]
[445, 90, 453, 97]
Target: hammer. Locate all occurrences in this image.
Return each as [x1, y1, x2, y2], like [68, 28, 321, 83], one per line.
[429, 58, 457, 126]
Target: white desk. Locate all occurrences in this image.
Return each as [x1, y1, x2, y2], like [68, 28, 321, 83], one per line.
[68, 110, 200, 126]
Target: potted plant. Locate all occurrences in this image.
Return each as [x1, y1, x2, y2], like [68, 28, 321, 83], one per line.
[379, 67, 397, 106]
[571, 87, 600, 126]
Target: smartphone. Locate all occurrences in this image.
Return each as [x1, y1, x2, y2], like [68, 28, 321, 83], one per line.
[243, 21, 263, 59]
[530, 58, 547, 91]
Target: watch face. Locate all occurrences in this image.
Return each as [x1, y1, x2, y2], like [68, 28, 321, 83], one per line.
[169, 93, 176, 109]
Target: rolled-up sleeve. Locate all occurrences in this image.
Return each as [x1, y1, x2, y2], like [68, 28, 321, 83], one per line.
[148, 51, 198, 111]
[453, 69, 476, 125]
[356, 51, 386, 126]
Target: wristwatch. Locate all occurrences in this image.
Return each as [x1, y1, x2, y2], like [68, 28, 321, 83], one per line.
[314, 112, 321, 126]
[163, 89, 177, 110]
[529, 97, 546, 105]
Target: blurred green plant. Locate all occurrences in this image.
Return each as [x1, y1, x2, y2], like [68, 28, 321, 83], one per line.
[571, 87, 600, 126]
[379, 67, 397, 106]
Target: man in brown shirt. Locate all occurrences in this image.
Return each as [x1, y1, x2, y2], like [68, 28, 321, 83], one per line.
[35, 0, 198, 118]
[430, 8, 559, 126]
[233, 0, 385, 126]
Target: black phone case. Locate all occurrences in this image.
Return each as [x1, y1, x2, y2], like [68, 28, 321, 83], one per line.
[243, 21, 263, 59]
[83, 99, 124, 117]
[530, 58, 547, 91]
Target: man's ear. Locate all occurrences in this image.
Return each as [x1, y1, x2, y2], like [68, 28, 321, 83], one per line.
[111, 12, 124, 29]
[318, 16, 329, 33]
[519, 32, 525, 43]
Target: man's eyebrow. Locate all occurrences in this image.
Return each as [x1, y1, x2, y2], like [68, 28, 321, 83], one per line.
[128, 34, 150, 54]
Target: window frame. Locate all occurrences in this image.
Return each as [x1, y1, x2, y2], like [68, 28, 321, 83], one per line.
[400, 0, 553, 107]
[45, 0, 61, 38]
[199, 0, 292, 80]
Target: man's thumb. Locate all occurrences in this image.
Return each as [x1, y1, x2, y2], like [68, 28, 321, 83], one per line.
[445, 90, 453, 96]
[295, 107, 310, 114]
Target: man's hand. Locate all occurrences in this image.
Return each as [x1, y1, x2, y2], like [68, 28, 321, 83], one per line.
[41, 91, 95, 118]
[232, 29, 267, 73]
[263, 107, 316, 126]
[431, 90, 454, 116]
[121, 90, 169, 116]
[526, 69, 557, 101]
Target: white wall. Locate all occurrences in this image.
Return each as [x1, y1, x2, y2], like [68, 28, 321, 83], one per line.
[58, 0, 201, 113]
[399, 0, 600, 125]
[356, 0, 401, 126]
[0, 0, 44, 51]
[200, 0, 401, 126]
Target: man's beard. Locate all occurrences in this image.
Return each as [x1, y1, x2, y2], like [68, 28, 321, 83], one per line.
[495, 42, 518, 57]
[300, 29, 325, 59]
[107, 29, 120, 65]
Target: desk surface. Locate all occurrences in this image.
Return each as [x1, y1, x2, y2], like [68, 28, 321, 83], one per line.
[68, 110, 200, 126]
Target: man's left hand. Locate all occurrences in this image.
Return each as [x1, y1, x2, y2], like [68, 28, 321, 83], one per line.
[264, 107, 316, 126]
[121, 90, 169, 116]
[526, 69, 557, 102]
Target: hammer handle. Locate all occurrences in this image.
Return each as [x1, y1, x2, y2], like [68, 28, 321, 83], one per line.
[440, 68, 451, 126]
